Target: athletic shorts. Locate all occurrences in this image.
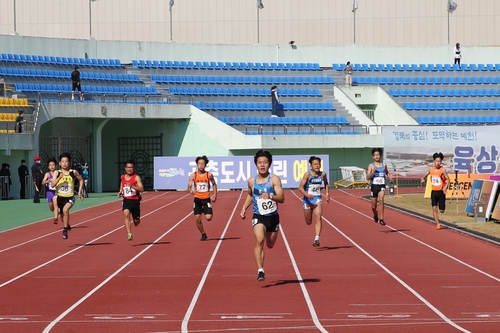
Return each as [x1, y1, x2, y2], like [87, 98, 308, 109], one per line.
[72, 81, 81, 92]
[371, 184, 386, 198]
[251, 213, 280, 232]
[57, 196, 75, 215]
[46, 190, 56, 203]
[193, 197, 212, 215]
[431, 190, 446, 211]
[302, 196, 322, 210]
[123, 198, 141, 220]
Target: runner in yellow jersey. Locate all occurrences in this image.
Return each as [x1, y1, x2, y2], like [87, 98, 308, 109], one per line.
[51, 153, 85, 239]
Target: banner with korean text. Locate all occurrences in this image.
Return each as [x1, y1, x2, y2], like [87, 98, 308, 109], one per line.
[154, 155, 329, 190]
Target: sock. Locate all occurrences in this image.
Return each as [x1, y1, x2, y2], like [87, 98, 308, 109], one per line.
[314, 236, 320, 241]
[258, 268, 264, 273]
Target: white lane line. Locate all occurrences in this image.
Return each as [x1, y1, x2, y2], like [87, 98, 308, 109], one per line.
[42, 209, 193, 333]
[181, 190, 243, 333]
[332, 195, 500, 283]
[279, 224, 329, 333]
[0, 194, 188, 289]
[0, 192, 171, 253]
[290, 190, 471, 333]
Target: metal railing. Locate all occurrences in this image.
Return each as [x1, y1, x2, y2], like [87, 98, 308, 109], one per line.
[0, 176, 9, 199]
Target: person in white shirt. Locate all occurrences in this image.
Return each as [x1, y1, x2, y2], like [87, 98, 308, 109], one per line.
[454, 43, 462, 68]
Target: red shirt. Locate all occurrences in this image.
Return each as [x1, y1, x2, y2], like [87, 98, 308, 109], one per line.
[121, 174, 140, 200]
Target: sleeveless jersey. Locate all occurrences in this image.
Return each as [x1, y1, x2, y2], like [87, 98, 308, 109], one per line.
[252, 174, 278, 216]
[46, 171, 56, 192]
[193, 171, 211, 200]
[430, 167, 446, 191]
[121, 174, 141, 200]
[55, 169, 76, 197]
[304, 171, 323, 199]
[371, 163, 386, 185]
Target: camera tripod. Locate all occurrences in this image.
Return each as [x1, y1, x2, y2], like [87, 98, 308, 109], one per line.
[450, 170, 466, 214]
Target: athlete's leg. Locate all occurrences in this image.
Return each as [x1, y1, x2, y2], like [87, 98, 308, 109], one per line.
[303, 206, 313, 225]
[371, 197, 378, 217]
[377, 190, 385, 220]
[265, 230, 279, 249]
[253, 224, 267, 269]
[61, 203, 72, 229]
[195, 214, 205, 234]
[432, 205, 440, 225]
[123, 209, 132, 235]
[205, 214, 213, 221]
[312, 204, 323, 238]
[52, 195, 59, 219]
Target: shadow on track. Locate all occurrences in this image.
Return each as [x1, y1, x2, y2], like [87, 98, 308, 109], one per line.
[73, 242, 114, 247]
[316, 245, 353, 251]
[133, 241, 171, 246]
[262, 278, 321, 288]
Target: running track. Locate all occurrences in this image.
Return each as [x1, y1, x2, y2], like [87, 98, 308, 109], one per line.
[0, 190, 499, 333]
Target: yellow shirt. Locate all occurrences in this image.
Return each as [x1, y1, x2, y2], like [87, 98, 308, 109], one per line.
[55, 169, 76, 197]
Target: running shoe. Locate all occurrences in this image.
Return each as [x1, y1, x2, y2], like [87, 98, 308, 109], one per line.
[257, 271, 265, 281]
[373, 211, 379, 223]
[128, 233, 133, 241]
[133, 219, 141, 227]
[379, 219, 386, 226]
[53, 218, 58, 224]
[436, 224, 442, 230]
[313, 239, 320, 247]
[67, 224, 72, 231]
[62, 229, 68, 239]
[200, 233, 207, 241]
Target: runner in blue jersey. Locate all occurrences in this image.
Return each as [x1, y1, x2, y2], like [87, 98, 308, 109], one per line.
[366, 148, 393, 226]
[298, 156, 330, 247]
[240, 149, 285, 282]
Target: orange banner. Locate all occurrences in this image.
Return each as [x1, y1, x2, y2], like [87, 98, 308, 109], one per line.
[424, 174, 491, 199]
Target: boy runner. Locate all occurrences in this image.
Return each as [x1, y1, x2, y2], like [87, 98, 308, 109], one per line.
[421, 152, 450, 230]
[118, 160, 144, 241]
[41, 157, 59, 224]
[367, 148, 393, 226]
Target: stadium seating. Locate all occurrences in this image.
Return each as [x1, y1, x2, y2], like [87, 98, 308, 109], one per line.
[353, 76, 500, 85]
[0, 97, 30, 107]
[191, 101, 335, 111]
[168, 86, 322, 97]
[134, 60, 322, 71]
[217, 116, 348, 126]
[333, 63, 500, 72]
[0, 53, 122, 67]
[0, 113, 18, 121]
[152, 75, 334, 85]
[0, 67, 141, 82]
[40, 99, 169, 105]
[15, 83, 160, 95]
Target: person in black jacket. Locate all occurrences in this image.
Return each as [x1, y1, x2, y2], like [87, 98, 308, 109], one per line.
[0, 163, 12, 200]
[31, 156, 44, 203]
[270, 85, 279, 118]
[71, 66, 83, 101]
[18, 159, 29, 199]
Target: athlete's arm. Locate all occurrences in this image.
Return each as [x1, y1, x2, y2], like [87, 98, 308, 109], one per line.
[42, 172, 50, 186]
[74, 170, 85, 200]
[50, 170, 60, 188]
[298, 172, 313, 198]
[366, 163, 375, 179]
[385, 165, 394, 183]
[118, 180, 123, 197]
[442, 169, 451, 193]
[187, 173, 195, 195]
[322, 172, 330, 203]
[133, 175, 145, 193]
[270, 174, 285, 203]
[209, 173, 217, 202]
[240, 178, 254, 219]
[420, 168, 430, 184]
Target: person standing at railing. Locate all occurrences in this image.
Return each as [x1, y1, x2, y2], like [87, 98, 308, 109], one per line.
[18, 159, 29, 199]
[15, 110, 26, 133]
[343, 61, 353, 87]
[270, 85, 279, 118]
[453, 43, 462, 68]
[31, 156, 43, 203]
[71, 66, 83, 101]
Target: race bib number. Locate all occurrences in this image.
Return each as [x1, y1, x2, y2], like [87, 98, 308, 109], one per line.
[308, 184, 321, 196]
[57, 183, 72, 195]
[431, 176, 442, 186]
[373, 177, 385, 185]
[48, 182, 56, 191]
[257, 198, 277, 215]
[123, 185, 136, 197]
[196, 182, 209, 192]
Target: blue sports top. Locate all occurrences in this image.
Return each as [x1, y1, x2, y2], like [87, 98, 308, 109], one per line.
[252, 174, 278, 216]
[304, 171, 323, 199]
[371, 163, 386, 185]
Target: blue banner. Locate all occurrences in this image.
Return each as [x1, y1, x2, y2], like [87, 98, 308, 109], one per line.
[465, 179, 484, 215]
[154, 155, 329, 190]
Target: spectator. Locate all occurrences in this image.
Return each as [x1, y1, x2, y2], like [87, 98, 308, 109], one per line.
[15, 110, 26, 133]
[18, 159, 29, 199]
[71, 66, 83, 101]
[344, 61, 353, 87]
[31, 156, 43, 203]
[454, 43, 462, 68]
[80, 158, 89, 198]
[271, 85, 279, 118]
[0, 163, 12, 200]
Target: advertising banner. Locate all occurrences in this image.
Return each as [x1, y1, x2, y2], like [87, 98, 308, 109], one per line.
[464, 179, 484, 215]
[423, 173, 490, 199]
[154, 155, 329, 190]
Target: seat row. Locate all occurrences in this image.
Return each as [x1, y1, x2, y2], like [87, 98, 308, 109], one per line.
[354, 76, 500, 85]
[0, 67, 141, 82]
[403, 101, 500, 111]
[390, 88, 500, 98]
[217, 116, 349, 126]
[41, 99, 169, 105]
[16, 83, 160, 95]
[169, 87, 322, 97]
[334, 63, 500, 72]
[246, 130, 361, 136]
[0, 53, 122, 67]
[416, 115, 500, 125]
[0, 113, 18, 121]
[0, 97, 30, 107]
[0, 129, 16, 134]
[152, 75, 334, 85]
[134, 60, 322, 71]
[191, 101, 335, 111]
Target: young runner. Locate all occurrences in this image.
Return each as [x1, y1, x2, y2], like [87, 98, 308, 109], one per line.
[240, 150, 285, 281]
[366, 148, 393, 226]
[187, 156, 217, 241]
[41, 157, 59, 224]
[51, 153, 84, 239]
[298, 156, 330, 247]
[420, 152, 450, 230]
[118, 160, 144, 241]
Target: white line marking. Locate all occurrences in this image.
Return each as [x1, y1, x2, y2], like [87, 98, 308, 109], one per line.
[279, 224, 329, 333]
[1, 194, 188, 289]
[0, 192, 171, 253]
[181, 190, 243, 333]
[42, 210, 193, 332]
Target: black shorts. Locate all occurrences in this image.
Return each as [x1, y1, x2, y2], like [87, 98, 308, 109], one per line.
[57, 196, 75, 215]
[431, 190, 446, 210]
[371, 184, 386, 198]
[123, 198, 141, 220]
[72, 81, 81, 92]
[194, 198, 212, 215]
[252, 213, 280, 232]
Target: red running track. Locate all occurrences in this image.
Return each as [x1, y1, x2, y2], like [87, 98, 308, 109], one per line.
[0, 190, 499, 333]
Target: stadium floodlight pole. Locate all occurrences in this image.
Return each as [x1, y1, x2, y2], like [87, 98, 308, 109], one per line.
[447, 0, 458, 45]
[89, 0, 99, 39]
[169, 0, 174, 42]
[13, 0, 17, 34]
[257, 0, 264, 44]
[352, 0, 358, 44]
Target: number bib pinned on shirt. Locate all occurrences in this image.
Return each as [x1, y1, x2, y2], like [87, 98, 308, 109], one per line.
[257, 198, 277, 215]
[431, 176, 442, 186]
[57, 183, 73, 195]
[123, 185, 137, 198]
[196, 182, 209, 192]
[372, 177, 385, 185]
[308, 184, 321, 196]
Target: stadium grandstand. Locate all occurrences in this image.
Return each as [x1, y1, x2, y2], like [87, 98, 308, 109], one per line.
[0, 0, 499, 198]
